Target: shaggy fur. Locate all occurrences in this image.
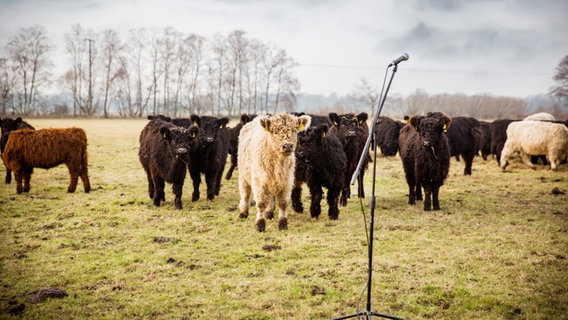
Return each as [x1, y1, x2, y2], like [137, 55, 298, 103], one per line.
[446, 116, 483, 175]
[292, 124, 347, 220]
[328, 112, 369, 206]
[188, 115, 230, 201]
[139, 120, 199, 209]
[0, 117, 35, 184]
[2, 127, 90, 194]
[500, 121, 568, 171]
[490, 119, 517, 164]
[238, 113, 311, 232]
[225, 114, 257, 180]
[399, 114, 452, 211]
[374, 116, 405, 156]
[523, 112, 556, 121]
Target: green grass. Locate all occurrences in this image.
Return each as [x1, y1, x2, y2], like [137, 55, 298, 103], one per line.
[1, 118, 567, 319]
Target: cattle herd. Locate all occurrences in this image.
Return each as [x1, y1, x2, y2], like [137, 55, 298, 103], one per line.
[1, 111, 567, 231]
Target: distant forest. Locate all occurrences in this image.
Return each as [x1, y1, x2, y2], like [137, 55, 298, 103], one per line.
[1, 25, 567, 120]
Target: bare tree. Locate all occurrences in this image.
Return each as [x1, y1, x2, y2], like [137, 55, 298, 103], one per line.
[99, 29, 121, 118]
[549, 55, 568, 107]
[354, 77, 379, 115]
[0, 57, 17, 115]
[246, 39, 266, 114]
[7, 25, 53, 115]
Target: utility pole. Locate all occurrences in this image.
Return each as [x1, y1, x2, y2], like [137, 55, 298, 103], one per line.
[86, 38, 94, 115]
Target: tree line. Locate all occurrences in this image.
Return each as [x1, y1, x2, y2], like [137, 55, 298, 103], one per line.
[1, 24, 566, 119]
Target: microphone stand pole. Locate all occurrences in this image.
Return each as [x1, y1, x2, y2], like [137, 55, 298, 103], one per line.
[331, 63, 405, 320]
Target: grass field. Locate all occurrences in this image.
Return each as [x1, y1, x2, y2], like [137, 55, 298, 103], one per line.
[1, 118, 567, 319]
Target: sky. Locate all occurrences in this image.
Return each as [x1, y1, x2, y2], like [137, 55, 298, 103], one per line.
[0, 0, 567, 98]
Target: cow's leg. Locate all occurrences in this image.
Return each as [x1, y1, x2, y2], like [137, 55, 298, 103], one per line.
[291, 185, 304, 213]
[214, 164, 224, 196]
[146, 172, 155, 199]
[308, 183, 323, 219]
[255, 194, 270, 232]
[415, 182, 423, 201]
[432, 187, 441, 210]
[14, 170, 23, 194]
[520, 152, 535, 170]
[423, 186, 432, 211]
[153, 177, 165, 207]
[340, 183, 349, 207]
[464, 154, 473, 175]
[66, 163, 79, 193]
[405, 173, 416, 205]
[23, 168, 32, 193]
[80, 155, 91, 193]
[190, 168, 201, 202]
[205, 170, 216, 200]
[225, 156, 236, 180]
[5, 169, 12, 184]
[357, 173, 365, 198]
[275, 193, 288, 231]
[238, 180, 251, 219]
[172, 181, 184, 210]
[327, 186, 341, 220]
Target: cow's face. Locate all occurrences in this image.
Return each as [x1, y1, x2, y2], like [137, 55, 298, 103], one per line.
[329, 112, 368, 141]
[260, 114, 311, 156]
[190, 115, 229, 145]
[296, 125, 329, 162]
[410, 115, 452, 148]
[160, 125, 199, 161]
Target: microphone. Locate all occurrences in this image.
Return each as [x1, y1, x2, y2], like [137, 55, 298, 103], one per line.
[388, 53, 409, 67]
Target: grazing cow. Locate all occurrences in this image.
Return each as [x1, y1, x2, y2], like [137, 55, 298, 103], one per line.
[500, 121, 568, 171]
[292, 124, 347, 220]
[374, 116, 405, 156]
[399, 114, 452, 211]
[490, 119, 517, 164]
[139, 119, 199, 209]
[446, 116, 483, 175]
[1, 128, 91, 194]
[0, 117, 35, 184]
[189, 115, 230, 201]
[328, 112, 369, 206]
[238, 113, 311, 232]
[225, 114, 257, 180]
[478, 121, 492, 160]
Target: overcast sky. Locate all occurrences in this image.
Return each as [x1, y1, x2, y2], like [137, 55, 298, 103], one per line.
[1, 0, 567, 98]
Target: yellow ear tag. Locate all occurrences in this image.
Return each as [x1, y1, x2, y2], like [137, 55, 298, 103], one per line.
[322, 132, 326, 138]
[219, 124, 223, 129]
[193, 121, 198, 126]
[163, 133, 167, 139]
[333, 121, 338, 126]
[359, 120, 363, 124]
[298, 123, 305, 131]
[443, 124, 447, 132]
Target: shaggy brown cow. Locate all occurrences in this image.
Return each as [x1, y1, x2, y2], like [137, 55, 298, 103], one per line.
[1, 117, 35, 184]
[2, 127, 91, 194]
[399, 114, 452, 211]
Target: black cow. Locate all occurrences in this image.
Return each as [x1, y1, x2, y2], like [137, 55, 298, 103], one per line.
[291, 112, 332, 127]
[374, 116, 405, 156]
[329, 112, 369, 206]
[189, 114, 230, 201]
[446, 116, 483, 175]
[478, 121, 492, 160]
[1, 117, 35, 184]
[292, 124, 347, 220]
[489, 119, 516, 164]
[139, 119, 199, 209]
[399, 114, 452, 211]
[225, 114, 256, 180]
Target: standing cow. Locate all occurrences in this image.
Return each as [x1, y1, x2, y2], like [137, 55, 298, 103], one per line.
[139, 119, 199, 209]
[446, 116, 483, 175]
[328, 112, 370, 206]
[188, 115, 230, 201]
[225, 113, 257, 180]
[0, 117, 35, 184]
[374, 116, 405, 156]
[292, 124, 347, 220]
[238, 113, 311, 232]
[1, 127, 91, 194]
[399, 114, 452, 211]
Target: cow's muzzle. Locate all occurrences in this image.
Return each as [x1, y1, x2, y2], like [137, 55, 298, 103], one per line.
[282, 143, 294, 155]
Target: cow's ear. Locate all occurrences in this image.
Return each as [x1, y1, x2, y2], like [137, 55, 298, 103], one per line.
[409, 116, 421, 131]
[260, 117, 271, 132]
[357, 112, 368, 124]
[219, 117, 229, 129]
[160, 126, 171, 140]
[440, 115, 452, 132]
[297, 115, 311, 131]
[319, 124, 329, 138]
[190, 114, 200, 127]
[188, 126, 199, 139]
[15, 117, 22, 127]
[329, 113, 340, 126]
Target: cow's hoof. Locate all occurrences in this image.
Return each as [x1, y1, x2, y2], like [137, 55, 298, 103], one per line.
[239, 212, 248, 219]
[256, 219, 266, 232]
[278, 217, 288, 231]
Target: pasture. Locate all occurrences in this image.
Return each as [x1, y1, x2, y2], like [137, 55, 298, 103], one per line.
[1, 118, 567, 319]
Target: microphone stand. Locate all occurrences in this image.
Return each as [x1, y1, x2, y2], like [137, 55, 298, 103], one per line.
[331, 62, 405, 320]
